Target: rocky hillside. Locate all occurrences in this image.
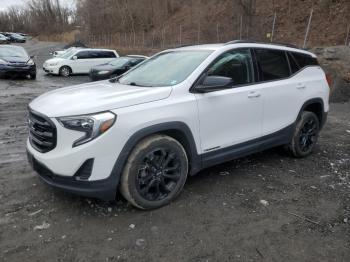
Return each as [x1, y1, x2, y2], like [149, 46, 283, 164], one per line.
[77, 0, 350, 48]
[313, 46, 350, 102]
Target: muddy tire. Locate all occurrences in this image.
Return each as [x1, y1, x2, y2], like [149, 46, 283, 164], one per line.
[120, 135, 188, 210]
[29, 73, 36, 80]
[59, 66, 71, 77]
[287, 111, 320, 158]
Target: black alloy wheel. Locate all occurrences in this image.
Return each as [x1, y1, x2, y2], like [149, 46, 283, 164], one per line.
[120, 135, 188, 209]
[287, 111, 320, 158]
[136, 148, 182, 201]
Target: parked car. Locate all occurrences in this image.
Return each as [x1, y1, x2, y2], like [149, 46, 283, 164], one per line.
[0, 34, 10, 44]
[18, 33, 29, 37]
[43, 48, 119, 76]
[3, 33, 26, 43]
[51, 47, 84, 57]
[89, 55, 148, 81]
[27, 41, 330, 209]
[0, 45, 36, 79]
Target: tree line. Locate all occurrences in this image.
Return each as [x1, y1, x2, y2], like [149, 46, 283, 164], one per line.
[0, 0, 73, 35]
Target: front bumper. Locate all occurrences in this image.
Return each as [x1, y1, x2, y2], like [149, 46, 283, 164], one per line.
[43, 64, 60, 75]
[0, 64, 36, 77]
[27, 150, 117, 200]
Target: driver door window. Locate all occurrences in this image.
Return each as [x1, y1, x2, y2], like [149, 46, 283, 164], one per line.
[195, 48, 263, 153]
[207, 49, 254, 86]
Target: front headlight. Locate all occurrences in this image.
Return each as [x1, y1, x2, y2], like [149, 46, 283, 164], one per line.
[97, 70, 110, 75]
[57, 112, 116, 147]
[27, 59, 35, 65]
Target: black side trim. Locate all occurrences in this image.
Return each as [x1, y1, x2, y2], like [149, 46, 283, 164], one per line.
[297, 97, 326, 129]
[108, 122, 202, 183]
[201, 123, 295, 169]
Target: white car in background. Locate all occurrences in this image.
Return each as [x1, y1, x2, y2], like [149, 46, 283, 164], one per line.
[43, 48, 119, 76]
[51, 47, 83, 57]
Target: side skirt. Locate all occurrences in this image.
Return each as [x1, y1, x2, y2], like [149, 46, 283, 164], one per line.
[200, 124, 295, 169]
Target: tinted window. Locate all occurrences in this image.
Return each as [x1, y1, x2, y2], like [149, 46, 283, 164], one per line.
[109, 57, 131, 67]
[255, 49, 290, 81]
[287, 52, 300, 74]
[129, 58, 144, 66]
[207, 49, 254, 86]
[292, 52, 318, 68]
[76, 51, 93, 59]
[95, 51, 116, 58]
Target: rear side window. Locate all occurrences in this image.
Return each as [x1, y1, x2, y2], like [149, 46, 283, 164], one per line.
[287, 52, 300, 74]
[97, 51, 116, 58]
[255, 49, 290, 81]
[76, 51, 93, 59]
[291, 52, 318, 68]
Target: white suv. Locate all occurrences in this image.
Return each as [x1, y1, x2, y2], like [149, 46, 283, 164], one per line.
[27, 41, 330, 209]
[43, 48, 119, 76]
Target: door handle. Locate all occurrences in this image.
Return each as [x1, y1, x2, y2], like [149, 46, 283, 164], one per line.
[248, 92, 261, 98]
[297, 83, 306, 89]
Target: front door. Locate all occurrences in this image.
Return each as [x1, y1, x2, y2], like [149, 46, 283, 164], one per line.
[195, 49, 263, 153]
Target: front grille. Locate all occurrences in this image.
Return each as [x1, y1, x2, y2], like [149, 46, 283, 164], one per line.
[28, 109, 57, 153]
[9, 62, 27, 67]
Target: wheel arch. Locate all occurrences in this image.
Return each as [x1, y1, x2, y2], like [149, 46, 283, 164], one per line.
[109, 121, 202, 193]
[59, 65, 72, 75]
[298, 98, 327, 128]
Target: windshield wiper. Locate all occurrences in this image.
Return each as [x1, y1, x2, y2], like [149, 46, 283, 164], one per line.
[109, 76, 120, 83]
[109, 78, 153, 87]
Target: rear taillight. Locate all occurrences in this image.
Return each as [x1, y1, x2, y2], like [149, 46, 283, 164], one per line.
[326, 74, 332, 89]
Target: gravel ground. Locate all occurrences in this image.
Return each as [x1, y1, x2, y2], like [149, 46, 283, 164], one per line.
[0, 41, 349, 262]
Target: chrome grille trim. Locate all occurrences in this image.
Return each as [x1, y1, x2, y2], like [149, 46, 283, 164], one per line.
[28, 109, 57, 153]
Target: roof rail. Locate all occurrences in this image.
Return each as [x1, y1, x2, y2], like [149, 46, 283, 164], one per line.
[225, 39, 300, 49]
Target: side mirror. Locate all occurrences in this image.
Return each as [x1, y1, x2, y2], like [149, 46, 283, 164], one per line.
[30, 55, 35, 59]
[195, 75, 234, 93]
[72, 56, 78, 60]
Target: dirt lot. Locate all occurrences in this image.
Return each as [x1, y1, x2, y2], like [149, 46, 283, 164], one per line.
[0, 41, 349, 262]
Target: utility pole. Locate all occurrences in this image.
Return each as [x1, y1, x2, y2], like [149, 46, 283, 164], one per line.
[303, 8, 313, 48]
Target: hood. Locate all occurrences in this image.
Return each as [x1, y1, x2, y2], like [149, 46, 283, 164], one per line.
[29, 81, 172, 117]
[45, 57, 66, 64]
[2, 56, 29, 63]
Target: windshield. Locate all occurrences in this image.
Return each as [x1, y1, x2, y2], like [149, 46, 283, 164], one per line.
[118, 50, 212, 87]
[11, 33, 24, 38]
[0, 46, 27, 58]
[109, 57, 130, 67]
[60, 49, 76, 59]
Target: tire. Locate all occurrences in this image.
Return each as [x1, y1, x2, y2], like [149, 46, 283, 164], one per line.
[287, 111, 320, 158]
[120, 135, 188, 210]
[30, 73, 36, 80]
[59, 66, 71, 77]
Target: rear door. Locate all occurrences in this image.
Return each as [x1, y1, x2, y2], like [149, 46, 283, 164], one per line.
[253, 48, 304, 136]
[95, 51, 117, 66]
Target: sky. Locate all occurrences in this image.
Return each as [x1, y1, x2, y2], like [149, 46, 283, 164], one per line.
[0, 0, 75, 11]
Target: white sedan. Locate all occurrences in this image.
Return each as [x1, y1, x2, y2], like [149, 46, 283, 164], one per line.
[43, 48, 119, 76]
